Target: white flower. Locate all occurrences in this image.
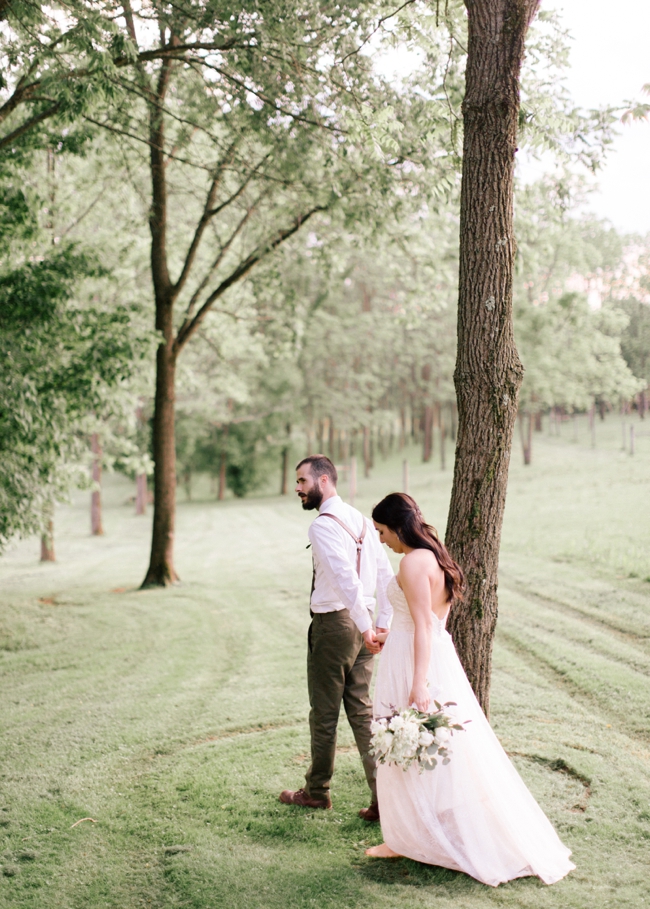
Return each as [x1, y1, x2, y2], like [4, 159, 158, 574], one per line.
[434, 726, 450, 745]
[418, 730, 434, 748]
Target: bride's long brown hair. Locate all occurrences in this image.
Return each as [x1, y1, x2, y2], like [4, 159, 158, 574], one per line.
[372, 493, 465, 605]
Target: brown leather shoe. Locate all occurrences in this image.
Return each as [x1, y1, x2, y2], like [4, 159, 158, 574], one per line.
[279, 788, 332, 810]
[358, 802, 380, 822]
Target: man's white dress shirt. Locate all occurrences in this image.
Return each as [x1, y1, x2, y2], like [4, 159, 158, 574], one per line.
[308, 494, 394, 635]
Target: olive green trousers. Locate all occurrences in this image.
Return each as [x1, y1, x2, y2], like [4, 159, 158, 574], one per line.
[304, 608, 377, 803]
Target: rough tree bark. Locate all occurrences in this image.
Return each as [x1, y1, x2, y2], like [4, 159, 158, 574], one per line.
[445, 0, 537, 716]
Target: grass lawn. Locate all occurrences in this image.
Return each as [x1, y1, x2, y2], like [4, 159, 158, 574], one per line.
[1, 413, 649, 908]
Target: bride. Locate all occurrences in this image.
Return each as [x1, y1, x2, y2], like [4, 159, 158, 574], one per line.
[367, 493, 575, 888]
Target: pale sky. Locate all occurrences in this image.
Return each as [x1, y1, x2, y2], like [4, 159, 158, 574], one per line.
[537, 0, 650, 235]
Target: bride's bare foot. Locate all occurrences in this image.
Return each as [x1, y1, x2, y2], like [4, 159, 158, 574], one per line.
[365, 843, 402, 858]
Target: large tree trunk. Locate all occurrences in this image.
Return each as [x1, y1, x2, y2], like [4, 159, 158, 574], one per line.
[90, 432, 104, 535]
[445, 0, 535, 716]
[141, 324, 178, 586]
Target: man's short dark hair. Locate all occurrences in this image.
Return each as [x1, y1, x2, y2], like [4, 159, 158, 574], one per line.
[296, 454, 338, 485]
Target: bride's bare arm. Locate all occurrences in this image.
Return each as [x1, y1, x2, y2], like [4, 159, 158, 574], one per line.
[400, 552, 435, 712]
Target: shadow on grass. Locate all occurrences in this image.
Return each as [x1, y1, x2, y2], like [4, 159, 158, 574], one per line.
[355, 855, 471, 889]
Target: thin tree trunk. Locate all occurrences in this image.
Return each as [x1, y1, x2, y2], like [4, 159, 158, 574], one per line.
[534, 411, 542, 432]
[349, 455, 357, 506]
[450, 402, 457, 442]
[422, 404, 433, 462]
[40, 503, 55, 562]
[136, 473, 148, 515]
[183, 468, 192, 502]
[280, 423, 291, 495]
[280, 446, 290, 495]
[90, 432, 104, 535]
[445, 0, 535, 716]
[362, 425, 371, 478]
[135, 402, 148, 515]
[142, 327, 178, 586]
[440, 409, 446, 471]
[518, 411, 532, 465]
[218, 423, 230, 501]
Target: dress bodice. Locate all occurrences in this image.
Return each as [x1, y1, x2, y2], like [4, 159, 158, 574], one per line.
[387, 576, 447, 636]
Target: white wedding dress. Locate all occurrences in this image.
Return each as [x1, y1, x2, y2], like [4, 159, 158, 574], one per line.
[373, 576, 575, 887]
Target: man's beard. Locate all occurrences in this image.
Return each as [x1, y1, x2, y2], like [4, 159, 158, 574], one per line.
[300, 487, 323, 511]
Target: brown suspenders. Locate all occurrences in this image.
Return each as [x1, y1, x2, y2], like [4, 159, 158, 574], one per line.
[309, 512, 368, 605]
[316, 512, 367, 576]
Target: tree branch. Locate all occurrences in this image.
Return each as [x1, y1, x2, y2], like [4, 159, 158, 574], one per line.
[59, 182, 109, 237]
[0, 28, 243, 133]
[176, 201, 261, 338]
[0, 80, 40, 125]
[340, 0, 419, 65]
[172, 142, 238, 297]
[80, 114, 211, 170]
[174, 205, 326, 355]
[200, 62, 344, 134]
[114, 39, 242, 67]
[0, 102, 60, 150]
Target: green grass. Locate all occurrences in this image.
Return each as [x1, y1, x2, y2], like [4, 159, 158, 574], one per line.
[1, 412, 649, 908]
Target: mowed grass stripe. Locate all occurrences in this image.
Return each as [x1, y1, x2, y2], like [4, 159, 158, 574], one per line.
[499, 562, 650, 644]
[496, 617, 650, 741]
[499, 584, 650, 676]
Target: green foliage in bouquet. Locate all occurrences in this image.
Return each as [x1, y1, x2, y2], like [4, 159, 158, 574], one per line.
[370, 701, 468, 773]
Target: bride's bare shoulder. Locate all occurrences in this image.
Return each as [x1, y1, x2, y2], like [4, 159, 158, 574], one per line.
[401, 548, 437, 573]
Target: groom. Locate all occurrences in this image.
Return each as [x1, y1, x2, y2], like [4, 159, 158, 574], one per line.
[279, 454, 393, 821]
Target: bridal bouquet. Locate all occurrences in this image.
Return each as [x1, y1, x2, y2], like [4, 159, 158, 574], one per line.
[370, 701, 467, 772]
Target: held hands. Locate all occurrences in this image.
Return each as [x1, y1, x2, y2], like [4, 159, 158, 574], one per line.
[375, 627, 389, 646]
[362, 629, 382, 655]
[409, 682, 430, 713]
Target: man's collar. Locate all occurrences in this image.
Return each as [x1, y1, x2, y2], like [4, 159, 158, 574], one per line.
[318, 493, 341, 513]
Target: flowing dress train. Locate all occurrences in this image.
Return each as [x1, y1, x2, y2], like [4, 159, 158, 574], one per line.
[373, 576, 575, 887]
